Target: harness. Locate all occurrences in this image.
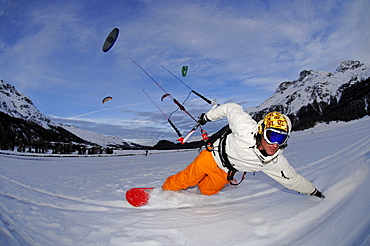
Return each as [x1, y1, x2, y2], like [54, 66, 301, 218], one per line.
[206, 125, 247, 186]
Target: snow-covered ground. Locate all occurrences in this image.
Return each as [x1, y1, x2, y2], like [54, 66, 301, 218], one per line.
[0, 117, 369, 246]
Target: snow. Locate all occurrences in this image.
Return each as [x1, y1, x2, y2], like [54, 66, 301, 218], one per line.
[0, 117, 369, 246]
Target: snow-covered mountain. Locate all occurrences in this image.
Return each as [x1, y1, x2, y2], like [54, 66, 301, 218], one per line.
[247, 60, 370, 129]
[62, 124, 134, 148]
[0, 80, 54, 129]
[0, 79, 136, 148]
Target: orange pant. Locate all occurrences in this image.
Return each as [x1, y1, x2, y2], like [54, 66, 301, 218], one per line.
[162, 149, 229, 195]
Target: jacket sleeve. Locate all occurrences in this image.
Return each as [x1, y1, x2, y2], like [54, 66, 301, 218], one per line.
[262, 155, 316, 195]
[206, 103, 256, 138]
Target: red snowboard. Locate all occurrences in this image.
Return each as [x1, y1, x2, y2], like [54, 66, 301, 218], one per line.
[126, 188, 154, 207]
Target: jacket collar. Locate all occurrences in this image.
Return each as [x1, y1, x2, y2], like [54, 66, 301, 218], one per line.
[252, 146, 282, 164]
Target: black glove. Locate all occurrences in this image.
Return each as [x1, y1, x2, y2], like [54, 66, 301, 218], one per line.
[198, 113, 210, 125]
[310, 188, 325, 199]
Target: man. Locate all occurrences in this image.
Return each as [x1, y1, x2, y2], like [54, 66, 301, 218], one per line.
[162, 103, 325, 198]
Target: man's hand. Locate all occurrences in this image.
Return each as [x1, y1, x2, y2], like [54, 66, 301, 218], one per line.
[198, 113, 210, 125]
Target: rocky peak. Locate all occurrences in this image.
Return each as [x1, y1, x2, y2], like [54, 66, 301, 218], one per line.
[336, 60, 364, 73]
[0, 79, 53, 129]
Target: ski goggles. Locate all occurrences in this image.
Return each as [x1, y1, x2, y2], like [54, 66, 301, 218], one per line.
[263, 128, 289, 146]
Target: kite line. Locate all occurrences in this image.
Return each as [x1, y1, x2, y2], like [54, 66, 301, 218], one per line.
[102, 27, 213, 144]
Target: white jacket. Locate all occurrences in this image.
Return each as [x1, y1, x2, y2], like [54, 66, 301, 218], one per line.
[206, 103, 315, 195]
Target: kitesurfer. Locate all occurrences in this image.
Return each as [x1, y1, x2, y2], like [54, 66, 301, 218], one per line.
[162, 103, 325, 198]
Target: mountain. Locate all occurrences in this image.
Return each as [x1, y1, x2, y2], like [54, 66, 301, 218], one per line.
[0, 79, 139, 151]
[0, 81, 54, 129]
[61, 124, 137, 149]
[247, 60, 370, 130]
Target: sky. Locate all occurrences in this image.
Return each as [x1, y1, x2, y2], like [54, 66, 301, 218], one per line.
[1, 0, 370, 145]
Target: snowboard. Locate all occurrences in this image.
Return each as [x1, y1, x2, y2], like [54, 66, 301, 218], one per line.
[126, 187, 154, 207]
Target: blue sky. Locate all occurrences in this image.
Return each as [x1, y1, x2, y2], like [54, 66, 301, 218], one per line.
[1, 0, 369, 145]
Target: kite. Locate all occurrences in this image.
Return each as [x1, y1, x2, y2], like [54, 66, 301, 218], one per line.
[102, 96, 113, 104]
[102, 28, 119, 52]
[182, 66, 188, 77]
[161, 93, 170, 101]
